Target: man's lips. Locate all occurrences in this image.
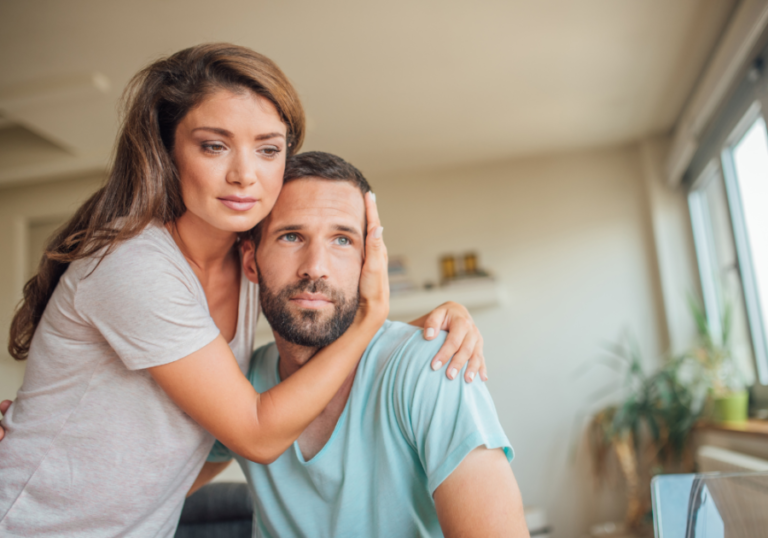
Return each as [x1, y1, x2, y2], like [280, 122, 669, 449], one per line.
[290, 293, 333, 309]
[218, 195, 257, 211]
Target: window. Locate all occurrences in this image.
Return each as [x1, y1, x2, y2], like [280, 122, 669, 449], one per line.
[688, 106, 768, 386]
[722, 115, 768, 384]
[689, 163, 758, 386]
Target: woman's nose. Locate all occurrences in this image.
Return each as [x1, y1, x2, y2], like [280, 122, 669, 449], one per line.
[226, 150, 258, 187]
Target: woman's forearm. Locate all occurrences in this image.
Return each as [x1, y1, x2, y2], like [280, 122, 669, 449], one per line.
[148, 314, 383, 464]
[246, 314, 382, 461]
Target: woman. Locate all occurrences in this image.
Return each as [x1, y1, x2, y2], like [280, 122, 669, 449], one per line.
[0, 44, 485, 536]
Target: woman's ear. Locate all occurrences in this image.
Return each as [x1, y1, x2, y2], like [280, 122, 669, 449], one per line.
[240, 240, 259, 284]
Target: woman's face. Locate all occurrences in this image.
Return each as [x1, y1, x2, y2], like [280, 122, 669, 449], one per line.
[173, 88, 288, 235]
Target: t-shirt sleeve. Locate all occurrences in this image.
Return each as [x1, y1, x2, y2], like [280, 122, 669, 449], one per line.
[207, 439, 235, 462]
[75, 234, 221, 370]
[392, 330, 514, 495]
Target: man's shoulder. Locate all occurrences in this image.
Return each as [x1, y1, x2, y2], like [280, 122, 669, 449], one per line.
[366, 320, 448, 387]
[370, 320, 446, 360]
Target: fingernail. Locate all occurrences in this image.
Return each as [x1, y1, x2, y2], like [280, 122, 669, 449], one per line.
[467, 371, 475, 382]
[425, 327, 435, 338]
[449, 368, 458, 379]
[373, 226, 383, 239]
[370, 192, 377, 202]
[432, 360, 442, 371]
[481, 373, 488, 382]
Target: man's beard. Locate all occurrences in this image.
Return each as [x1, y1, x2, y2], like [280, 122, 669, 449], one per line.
[258, 272, 359, 348]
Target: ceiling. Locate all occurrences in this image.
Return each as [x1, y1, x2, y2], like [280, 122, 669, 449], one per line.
[0, 0, 738, 184]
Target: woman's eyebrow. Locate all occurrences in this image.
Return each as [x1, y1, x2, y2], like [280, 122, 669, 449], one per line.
[192, 126, 233, 137]
[254, 132, 285, 141]
[191, 127, 285, 141]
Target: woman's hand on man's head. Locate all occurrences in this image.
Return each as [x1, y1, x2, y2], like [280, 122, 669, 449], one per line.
[357, 192, 389, 326]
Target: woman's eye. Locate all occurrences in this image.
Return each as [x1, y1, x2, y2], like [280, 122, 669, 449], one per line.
[260, 146, 282, 157]
[202, 143, 226, 154]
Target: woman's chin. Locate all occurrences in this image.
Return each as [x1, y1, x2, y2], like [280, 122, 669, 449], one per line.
[215, 211, 267, 233]
[178, 209, 267, 235]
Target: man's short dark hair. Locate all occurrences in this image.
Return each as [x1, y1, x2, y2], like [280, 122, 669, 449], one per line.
[284, 151, 371, 195]
[244, 151, 372, 245]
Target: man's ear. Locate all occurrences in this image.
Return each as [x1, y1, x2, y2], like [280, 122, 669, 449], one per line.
[241, 240, 259, 284]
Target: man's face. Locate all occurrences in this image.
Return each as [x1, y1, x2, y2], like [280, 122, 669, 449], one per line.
[254, 178, 365, 348]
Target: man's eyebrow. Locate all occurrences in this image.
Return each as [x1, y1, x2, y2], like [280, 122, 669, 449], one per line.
[191, 127, 285, 141]
[333, 225, 362, 237]
[271, 224, 304, 235]
[270, 224, 363, 237]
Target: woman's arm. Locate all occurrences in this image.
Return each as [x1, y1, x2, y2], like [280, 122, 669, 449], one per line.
[149, 193, 388, 464]
[410, 302, 487, 383]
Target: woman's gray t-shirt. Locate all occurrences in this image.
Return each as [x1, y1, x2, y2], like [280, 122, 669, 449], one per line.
[0, 221, 258, 537]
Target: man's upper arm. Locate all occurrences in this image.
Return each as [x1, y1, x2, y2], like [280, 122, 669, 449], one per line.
[433, 447, 529, 537]
[393, 330, 514, 494]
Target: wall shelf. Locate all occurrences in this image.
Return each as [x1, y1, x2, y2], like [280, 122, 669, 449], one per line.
[389, 279, 505, 320]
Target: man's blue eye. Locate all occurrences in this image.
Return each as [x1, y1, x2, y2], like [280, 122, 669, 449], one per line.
[336, 237, 350, 246]
[284, 233, 298, 242]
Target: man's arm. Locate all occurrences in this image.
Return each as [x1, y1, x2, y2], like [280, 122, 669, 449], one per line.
[433, 447, 529, 537]
[187, 460, 233, 497]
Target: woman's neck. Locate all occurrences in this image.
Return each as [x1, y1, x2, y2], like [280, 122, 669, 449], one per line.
[168, 211, 238, 273]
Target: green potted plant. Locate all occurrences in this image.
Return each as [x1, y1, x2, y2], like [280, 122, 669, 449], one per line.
[586, 298, 751, 531]
[587, 338, 707, 531]
[688, 299, 749, 424]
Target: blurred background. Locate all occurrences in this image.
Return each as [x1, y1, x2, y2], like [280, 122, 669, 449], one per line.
[3, 1, 768, 537]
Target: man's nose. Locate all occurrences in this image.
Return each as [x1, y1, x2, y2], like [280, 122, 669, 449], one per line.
[226, 149, 258, 187]
[297, 240, 329, 281]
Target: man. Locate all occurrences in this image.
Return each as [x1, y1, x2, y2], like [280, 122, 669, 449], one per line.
[193, 152, 529, 537]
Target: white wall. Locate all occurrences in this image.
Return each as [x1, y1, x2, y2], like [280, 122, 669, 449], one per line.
[373, 143, 672, 536]
[0, 174, 104, 401]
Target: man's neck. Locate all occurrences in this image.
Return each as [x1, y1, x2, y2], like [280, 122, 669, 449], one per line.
[272, 331, 360, 461]
[274, 336, 319, 381]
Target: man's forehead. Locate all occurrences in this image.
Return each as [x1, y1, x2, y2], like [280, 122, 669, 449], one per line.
[267, 178, 366, 232]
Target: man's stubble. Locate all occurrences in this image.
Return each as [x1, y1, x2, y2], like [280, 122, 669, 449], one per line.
[257, 265, 359, 348]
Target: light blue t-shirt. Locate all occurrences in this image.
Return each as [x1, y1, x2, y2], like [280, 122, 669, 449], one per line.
[208, 321, 513, 537]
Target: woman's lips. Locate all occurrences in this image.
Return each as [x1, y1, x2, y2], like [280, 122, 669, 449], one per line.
[219, 196, 257, 211]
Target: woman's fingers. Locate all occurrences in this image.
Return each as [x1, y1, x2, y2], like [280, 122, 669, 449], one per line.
[365, 192, 382, 235]
[461, 336, 485, 383]
[423, 302, 487, 382]
[423, 307, 447, 342]
[445, 330, 479, 382]
[430, 316, 470, 374]
[358, 192, 388, 322]
[0, 400, 11, 442]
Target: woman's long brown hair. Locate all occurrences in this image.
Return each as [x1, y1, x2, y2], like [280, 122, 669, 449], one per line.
[8, 43, 305, 360]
